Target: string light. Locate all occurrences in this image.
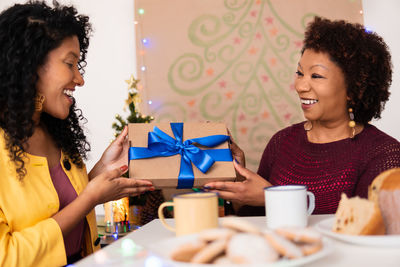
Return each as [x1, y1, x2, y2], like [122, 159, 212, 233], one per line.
[148, 100, 152, 105]
[141, 66, 146, 71]
[142, 38, 149, 45]
[359, 10, 363, 14]
[134, 21, 138, 25]
[138, 8, 145, 15]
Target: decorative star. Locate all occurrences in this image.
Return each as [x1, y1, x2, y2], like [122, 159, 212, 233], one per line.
[261, 75, 269, 82]
[218, 80, 227, 88]
[269, 28, 278, 36]
[289, 83, 295, 91]
[255, 32, 262, 40]
[187, 99, 196, 107]
[238, 113, 246, 121]
[265, 17, 273, 24]
[262, 111, 269, 119]
[225, 91, 234, 99]
[284, 113, 292, 120]
[249, 46, 258, 55]
[240, 127, 248, 135]
[269, 58, 277, 66]
[125, 74, 140, 90]
[294, 40, 303, 48]
[233, 37, 241, 45]
[206, 68, 214, 76]
[250, 10, 257, 17]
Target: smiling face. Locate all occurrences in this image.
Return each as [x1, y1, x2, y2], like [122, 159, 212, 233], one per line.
[295, 49, 348, 125]
[36, 36, 84, 120]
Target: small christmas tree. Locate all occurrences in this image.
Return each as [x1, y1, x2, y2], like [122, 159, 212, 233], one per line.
[112, 75, 165, 226]
[112, 74, 154, 136]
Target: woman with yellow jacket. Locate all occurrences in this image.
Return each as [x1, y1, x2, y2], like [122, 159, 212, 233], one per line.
[0, 1, 154, 266]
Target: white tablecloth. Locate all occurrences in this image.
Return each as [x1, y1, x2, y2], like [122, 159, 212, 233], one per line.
[75, 214, 400, 267]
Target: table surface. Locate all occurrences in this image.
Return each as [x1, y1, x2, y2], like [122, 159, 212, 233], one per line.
[75, 215, 400, 267]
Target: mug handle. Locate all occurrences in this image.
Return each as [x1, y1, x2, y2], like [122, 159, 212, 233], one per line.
[306, 191, 315, 215]
[157, 202, 176, 233]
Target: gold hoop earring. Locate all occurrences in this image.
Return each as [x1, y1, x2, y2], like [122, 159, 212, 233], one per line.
[35, 94, 45, 111]
[304, 120, 313, 131]
[348, 108, 356, 138]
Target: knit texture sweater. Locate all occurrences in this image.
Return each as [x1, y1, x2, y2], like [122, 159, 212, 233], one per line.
[238, 122, 400, 215]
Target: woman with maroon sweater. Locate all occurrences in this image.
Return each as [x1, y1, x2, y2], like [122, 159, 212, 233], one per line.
[204, 16, 400, 215]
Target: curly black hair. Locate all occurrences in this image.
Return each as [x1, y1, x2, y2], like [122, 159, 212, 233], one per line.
[302, 16, 392, 125]
[0, 1, 92, 179]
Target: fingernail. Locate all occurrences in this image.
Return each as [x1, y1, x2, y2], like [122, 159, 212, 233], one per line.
[234, 158, 239, 164]
[149, 187, 155, 191]
[203, 186, 211, 189]
[120, 165, 128, 172]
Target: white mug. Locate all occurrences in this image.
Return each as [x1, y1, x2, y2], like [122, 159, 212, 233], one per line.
[264, 185, 315, 229]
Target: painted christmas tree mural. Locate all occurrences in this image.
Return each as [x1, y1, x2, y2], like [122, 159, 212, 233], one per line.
[135, 0, 362, 170]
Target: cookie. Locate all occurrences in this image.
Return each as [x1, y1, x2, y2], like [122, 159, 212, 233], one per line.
[298, 241, 323, 256]
[226, 233, 279, 264]
[275, 227, 322, 244]
[170, 241, 207, 262]
[191, 238, 228, 264]
[220, 216, 260, 234]
[198, 228, 236, 242]
[264, 230, 303, 259]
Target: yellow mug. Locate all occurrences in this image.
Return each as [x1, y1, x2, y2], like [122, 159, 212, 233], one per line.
[158, 192, 219, 236]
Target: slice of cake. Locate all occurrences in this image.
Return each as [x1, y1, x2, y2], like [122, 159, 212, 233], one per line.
[368, 168, 400, 234]
[332, 193, 385, 235]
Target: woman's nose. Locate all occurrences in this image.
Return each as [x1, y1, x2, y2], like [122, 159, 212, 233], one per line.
[295, 78, 310, 92]
[74, 68, 85, 87]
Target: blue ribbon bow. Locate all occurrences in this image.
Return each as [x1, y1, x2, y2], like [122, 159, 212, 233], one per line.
[129, 122, 232, 188]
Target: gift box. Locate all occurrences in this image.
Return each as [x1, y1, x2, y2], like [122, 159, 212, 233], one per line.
[128, 122, 236, 188]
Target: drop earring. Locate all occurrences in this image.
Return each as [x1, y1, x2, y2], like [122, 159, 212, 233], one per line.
[304, 120, 313, 131]
[348, 107, 356, 138]
[35, 94, 45, 111]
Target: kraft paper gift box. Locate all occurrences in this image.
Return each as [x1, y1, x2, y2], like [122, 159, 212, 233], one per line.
[128, 122, 236, 188]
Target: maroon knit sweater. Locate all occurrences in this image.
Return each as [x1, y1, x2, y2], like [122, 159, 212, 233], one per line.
[237, 122, 400, 216]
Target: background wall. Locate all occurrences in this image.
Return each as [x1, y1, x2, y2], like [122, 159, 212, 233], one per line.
[0, 0, 399, 214]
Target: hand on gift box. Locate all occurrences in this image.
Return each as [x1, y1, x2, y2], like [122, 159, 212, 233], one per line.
[84, 165, 154, 205]
[203, 160, 271, 207]
[89, 126, 129, 179]
[227, 129, 246, 168]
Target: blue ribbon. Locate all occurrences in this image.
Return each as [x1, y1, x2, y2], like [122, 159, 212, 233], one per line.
[129, 122, 232, 188]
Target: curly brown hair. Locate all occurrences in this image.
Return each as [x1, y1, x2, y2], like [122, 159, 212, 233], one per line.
[302, 16, 392, 125]
[0, 1, 92, 179]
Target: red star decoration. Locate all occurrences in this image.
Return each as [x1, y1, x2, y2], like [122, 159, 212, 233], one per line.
[233, 37, 241, 44]
[294, 40, 303, 48]
[261, 75, 269, 82]
[262, 111, 269, 119]
[289, 83, 295, 91]
[256, 0, 262, 4]
[255, 32, 262, 40]
[250, 10, 257, 17]
[238, 113, 246, 121]
[190, 112, 197, 119]
[265, 17, 273, 24]
[269, 58, 277, 66]
[218, 80, 227, 88]
[284, 113, 292, 120]
[187, 99, 196, 107]
[249, 47, 258, 55]
[225, 91, 234, 99]
[206, 68, 214, 76]
[240, 127, 248, 135]
[269, 28, 278, 36]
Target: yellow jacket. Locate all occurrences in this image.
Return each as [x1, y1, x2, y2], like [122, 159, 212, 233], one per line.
[0, 129, 99, 267]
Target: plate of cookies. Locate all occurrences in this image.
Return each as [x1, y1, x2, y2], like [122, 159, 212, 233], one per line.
[147, 217, 333, 266]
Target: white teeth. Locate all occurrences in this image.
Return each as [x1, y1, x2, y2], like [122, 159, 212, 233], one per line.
[301, 99, 318, 105]
[63, 89, 73, 97]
